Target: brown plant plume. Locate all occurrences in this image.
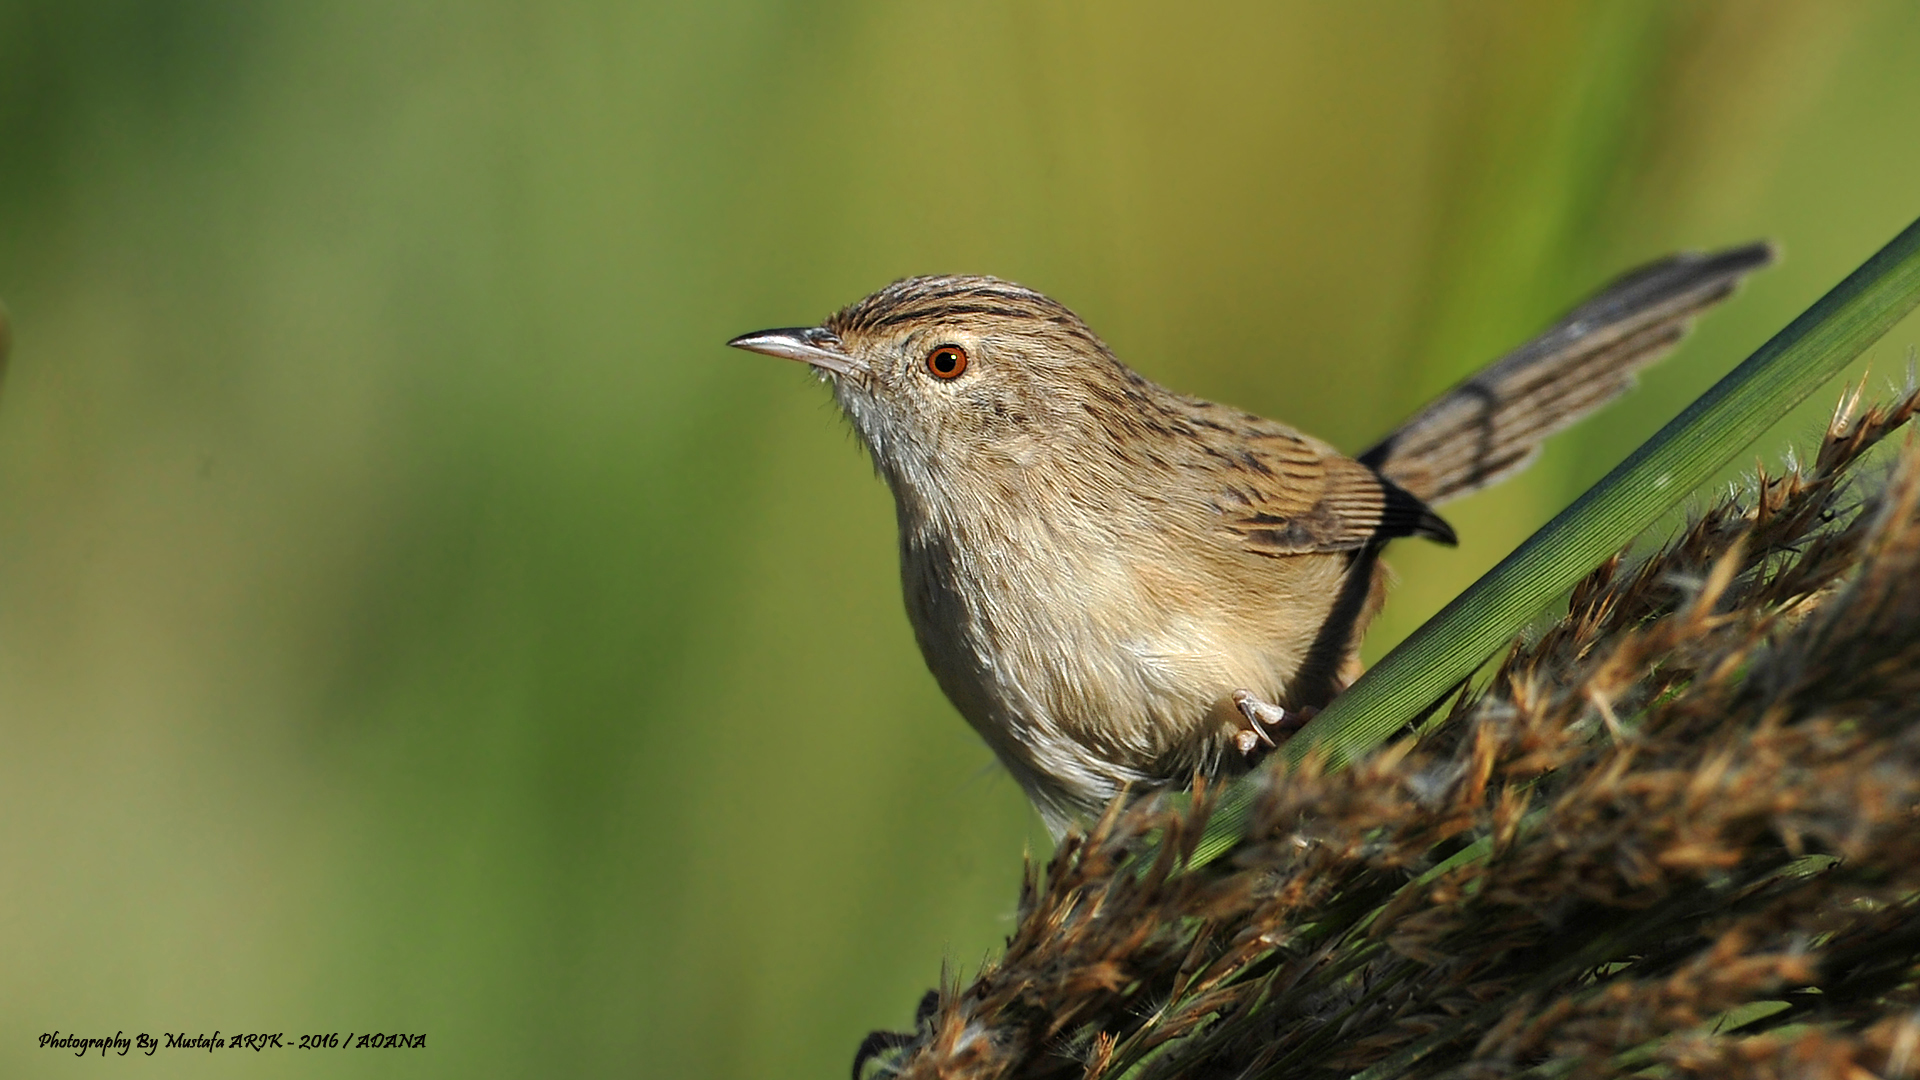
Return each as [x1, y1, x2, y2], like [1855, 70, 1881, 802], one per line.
[858, 385, 1920, 1080]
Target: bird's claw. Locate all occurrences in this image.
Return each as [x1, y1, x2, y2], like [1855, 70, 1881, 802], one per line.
[1232, 689, 1316, 758]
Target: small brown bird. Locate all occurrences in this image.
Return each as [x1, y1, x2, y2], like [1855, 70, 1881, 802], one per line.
[731, 244, 1772, 835]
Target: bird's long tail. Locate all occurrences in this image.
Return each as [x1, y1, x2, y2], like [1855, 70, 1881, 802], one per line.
[1361, 242, 1775, 506]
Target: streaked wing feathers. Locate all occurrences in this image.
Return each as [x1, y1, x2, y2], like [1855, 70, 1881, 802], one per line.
[1214, 430, 1455, 555]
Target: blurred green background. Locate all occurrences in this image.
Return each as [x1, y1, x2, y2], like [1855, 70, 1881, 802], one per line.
[4, 2, 1920, 1077]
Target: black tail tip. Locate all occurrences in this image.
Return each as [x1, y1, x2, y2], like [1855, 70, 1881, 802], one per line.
[1421, 509, 1459, 547]
[1707, 239, 1779, 275]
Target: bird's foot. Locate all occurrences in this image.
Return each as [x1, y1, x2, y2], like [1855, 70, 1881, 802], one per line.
[1231, 690, 1317, 757]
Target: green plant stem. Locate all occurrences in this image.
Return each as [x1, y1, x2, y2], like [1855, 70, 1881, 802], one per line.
[1189, 215, 1920, 866]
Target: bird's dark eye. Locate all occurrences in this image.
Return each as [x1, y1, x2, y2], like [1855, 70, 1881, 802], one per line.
[926, 345, 968, 380]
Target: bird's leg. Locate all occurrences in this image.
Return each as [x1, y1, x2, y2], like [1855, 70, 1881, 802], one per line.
[1231, 689, 1318, 757]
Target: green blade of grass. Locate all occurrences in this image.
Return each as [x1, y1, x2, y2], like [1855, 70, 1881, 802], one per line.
[1188, 216, 1920, 866]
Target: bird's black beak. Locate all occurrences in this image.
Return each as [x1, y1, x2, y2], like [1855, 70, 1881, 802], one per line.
[726, 326, 868, 378]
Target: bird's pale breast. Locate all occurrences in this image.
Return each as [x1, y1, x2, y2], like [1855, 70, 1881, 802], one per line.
[896, 483, 1359, 825]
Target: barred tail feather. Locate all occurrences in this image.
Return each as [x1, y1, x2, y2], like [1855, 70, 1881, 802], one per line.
[1362, 242, 1775, 505]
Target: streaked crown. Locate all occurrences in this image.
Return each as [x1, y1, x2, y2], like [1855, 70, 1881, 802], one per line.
[827, 274, 1105, 353]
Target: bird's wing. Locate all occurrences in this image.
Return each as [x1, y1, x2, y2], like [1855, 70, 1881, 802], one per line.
[1209, 428, 1456, 556]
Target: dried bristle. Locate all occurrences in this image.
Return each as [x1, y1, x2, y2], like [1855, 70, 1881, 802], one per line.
[856, 387, 1920, 1080]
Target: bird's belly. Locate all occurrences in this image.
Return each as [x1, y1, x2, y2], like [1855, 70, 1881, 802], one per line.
[900, 528, 1353, 819]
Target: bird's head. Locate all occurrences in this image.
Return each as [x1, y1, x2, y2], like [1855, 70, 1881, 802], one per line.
[729, 276, 1134, 496]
